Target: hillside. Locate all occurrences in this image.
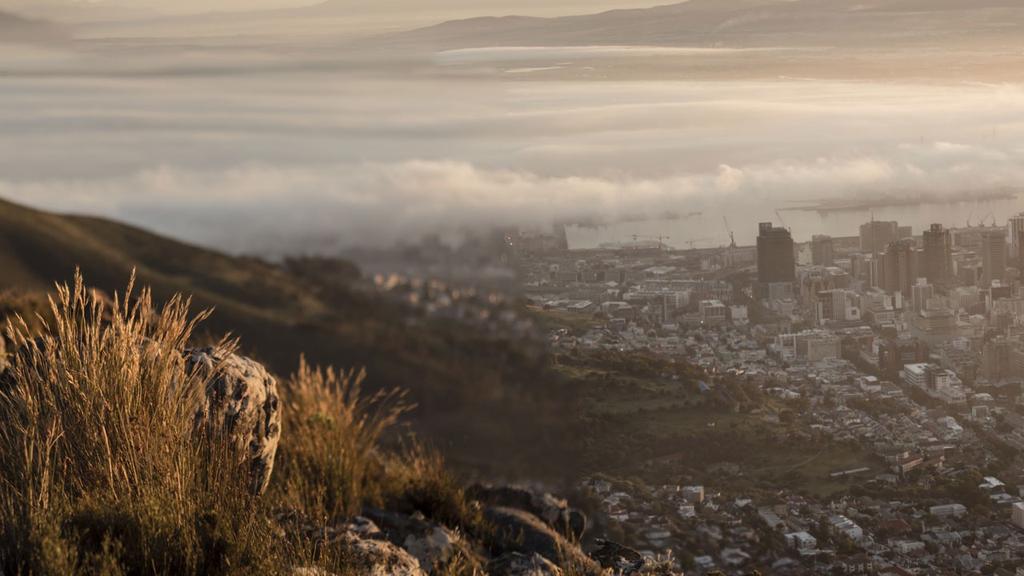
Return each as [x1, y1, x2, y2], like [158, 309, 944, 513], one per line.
[380, 0, 1024, 50]
[0, 198, 577, 480]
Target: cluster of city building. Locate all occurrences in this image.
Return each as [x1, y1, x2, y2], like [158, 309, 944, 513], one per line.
[516, 213, 1024, 574]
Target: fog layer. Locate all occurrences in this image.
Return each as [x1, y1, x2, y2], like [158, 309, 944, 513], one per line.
[1, 3, 1023, 254]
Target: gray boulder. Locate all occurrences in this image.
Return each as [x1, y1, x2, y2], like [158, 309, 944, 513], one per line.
[591, 539, 644, 573]
[277, 510, 425, 576]
[363, 509, 476, 573]
[469, 485, 587, 541]
[335, 533, 427, 576]
[488, 552, 564, 576]
[186, 347, 281, 495]
[484, 507, 602, 576]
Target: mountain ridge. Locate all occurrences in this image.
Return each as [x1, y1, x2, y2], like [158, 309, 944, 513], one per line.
[378, 0, 1024, 50]
[0, 9, 69, 44]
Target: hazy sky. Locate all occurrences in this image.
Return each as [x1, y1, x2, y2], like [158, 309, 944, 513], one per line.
[1, 0, 669, 19]
[1, 1, 1023, 255]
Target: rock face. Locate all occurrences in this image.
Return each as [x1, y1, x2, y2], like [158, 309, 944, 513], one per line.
[591, 539, 645, 573]
[484, 507, 602, 576]
[488, 552, 564, 576]
[278, 511, 426, 576]
[469, 485, 588, 541]
[363, 509, 475, 573]
[337, 533, 427, 576]
[186, 347, 281, 495]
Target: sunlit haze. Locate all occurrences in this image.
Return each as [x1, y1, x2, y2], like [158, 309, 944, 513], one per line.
[5, 3, 1024, 574]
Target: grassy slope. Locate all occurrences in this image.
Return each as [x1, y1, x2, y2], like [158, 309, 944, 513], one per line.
[556, 347, 877, 499]
[0, 198, 577, 480]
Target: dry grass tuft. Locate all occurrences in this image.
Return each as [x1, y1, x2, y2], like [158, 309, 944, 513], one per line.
[276, 359, 414, 523]
[0, 273, 500, 576]
[0, 272, 277, 574]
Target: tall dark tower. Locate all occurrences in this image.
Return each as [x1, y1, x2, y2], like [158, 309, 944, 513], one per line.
[811, 235, 834, 266]
[757, 222, 796, 284]
[860, 220, 899, 255]
[981, 230, 1007, 287]
[922, 223, 952, 283]
[882, 239, 916, 299]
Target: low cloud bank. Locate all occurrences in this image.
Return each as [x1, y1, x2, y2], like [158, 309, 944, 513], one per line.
[2, 139, 1022, 255]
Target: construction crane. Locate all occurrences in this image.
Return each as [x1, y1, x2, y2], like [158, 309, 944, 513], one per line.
[722, 216, 737, 248]
[775, 209, 788, 230]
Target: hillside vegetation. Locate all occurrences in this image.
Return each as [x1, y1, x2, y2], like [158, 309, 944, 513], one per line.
[0, 198, 577, 479]
[0, 276, 531, 575]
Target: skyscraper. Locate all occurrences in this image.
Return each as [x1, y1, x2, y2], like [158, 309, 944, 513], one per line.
[757, 222, 796, 285]
[881, 239, 917, 299]
[811, 235, 834, 266]
[922, 223, 952, 283]
[981, 231, 1007, 287]
[911, 279, 934, 315]
[1010, 213, 1024, 264]
[860, 220, 899, 254]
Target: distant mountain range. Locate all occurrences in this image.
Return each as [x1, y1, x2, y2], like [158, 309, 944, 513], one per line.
[380, 0, 1024, 50]
[0, 9, 68, 43]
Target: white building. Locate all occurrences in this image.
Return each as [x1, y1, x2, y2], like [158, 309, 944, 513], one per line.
[829, 515, 864, 541]
[776, 330, 842, 362]
[930, 503, 967, 518]
[902, 363, 930, 389]
[1013, 502, 1024, 530]
[894, 540, 926, 555]
[699, 300, 728, 324]
[682, 485, 705, 504]
[785, 531, 818, 551]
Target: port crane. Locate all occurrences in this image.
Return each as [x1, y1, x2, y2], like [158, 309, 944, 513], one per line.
[775, 209, 789, 231]
[722, 216, 737, 248]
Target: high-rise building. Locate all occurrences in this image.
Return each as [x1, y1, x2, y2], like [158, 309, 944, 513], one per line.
[911, 279, 934, 315]
[881, 239, 917, 299]
[816, 289, 860, 325]
[860, 220, 899, 254]
[922, 223, 953, 283]
[811, 235, 834, 266]
[981, 230, 1007, 288]
[757, 222, 796, 285]
[1009, 213, 1024, 263]
[879, 337, 929, 378]
[982, 337, 1013, 382]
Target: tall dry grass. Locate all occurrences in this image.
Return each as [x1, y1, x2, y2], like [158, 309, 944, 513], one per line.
[276, 359, 413, 523]
[0, 273, 483, 575]
[0, 273, 277, 574]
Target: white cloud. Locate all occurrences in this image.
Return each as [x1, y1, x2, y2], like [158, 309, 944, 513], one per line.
[3, 139, 1023, 255]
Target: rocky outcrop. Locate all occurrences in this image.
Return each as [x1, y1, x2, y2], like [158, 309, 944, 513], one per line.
[591, 539, 645, 573]
[186, 347, 282, 495]
[336, 533, 427, 576]
[487, 552, 564, 576]
[484, 506, 602, 576]
[468, 485, 587, 540]
[363, 509, 479, 573]
[278, 511, 425, 576]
